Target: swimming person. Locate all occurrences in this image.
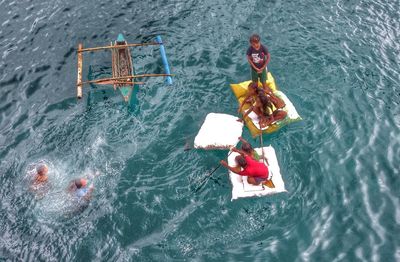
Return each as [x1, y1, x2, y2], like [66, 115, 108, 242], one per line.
[246, 34, 285, 109]
[29, 164, 50, 196]
[220, 148, 274, 188]
[64, 173, 99, 216]
[67, 178, 94, 203]
[32, 164, 49, 185]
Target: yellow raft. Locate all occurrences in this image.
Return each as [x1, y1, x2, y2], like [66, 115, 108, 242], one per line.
[230, 72, 301, 137]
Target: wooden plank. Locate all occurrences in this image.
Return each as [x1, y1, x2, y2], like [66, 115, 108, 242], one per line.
[80, 73, 174, 85]
[127, 42, 134, 79]
[78, 42, 161, 53]
[77, 43, 83, 99]
[125, 41, 135, 102]
[95, 81, 145, 85]
[111, 41, 117, 90]
[117, 40, 135, 101]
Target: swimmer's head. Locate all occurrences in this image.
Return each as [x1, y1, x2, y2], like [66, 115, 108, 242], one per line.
[235, 155, 247, 168]
[36, 164, 48, 176]
[74, 178, 87, 188]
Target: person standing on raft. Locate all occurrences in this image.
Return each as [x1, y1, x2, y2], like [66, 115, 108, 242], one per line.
[220, 147, 275, 188]
[246, 34, 285, 109]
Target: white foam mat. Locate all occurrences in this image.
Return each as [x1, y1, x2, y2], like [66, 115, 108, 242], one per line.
[194, 113, 243, 149]
[228, 146, 287, 200]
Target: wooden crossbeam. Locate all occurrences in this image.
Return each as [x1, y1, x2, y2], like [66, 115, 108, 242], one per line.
[95, 81, 145, 85]
[78, 73, 174, 86]
[78, 42, 162, 53]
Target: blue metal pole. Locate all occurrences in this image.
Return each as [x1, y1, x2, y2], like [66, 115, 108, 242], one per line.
[155, 35, 173, 85]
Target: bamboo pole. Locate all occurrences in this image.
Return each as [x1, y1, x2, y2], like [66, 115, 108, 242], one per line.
[111, 41, 117, 90]
[115, 81, 144, 85]
[78, 42, 162, 53]
[96, 81, 145, 85]
[77, 43, 83, 99]
[80, 74, 174, 85]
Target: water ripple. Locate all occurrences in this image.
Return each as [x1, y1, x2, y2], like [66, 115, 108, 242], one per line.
[0, 0, 400, 260]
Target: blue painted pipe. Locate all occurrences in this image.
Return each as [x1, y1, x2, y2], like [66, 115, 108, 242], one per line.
[155, 35, 173, 85]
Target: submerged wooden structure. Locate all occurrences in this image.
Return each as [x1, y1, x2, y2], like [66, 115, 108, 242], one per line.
[76, 34, 173, 104]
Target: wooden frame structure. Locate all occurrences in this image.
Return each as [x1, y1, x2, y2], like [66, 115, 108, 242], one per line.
[76, 34, 173, 103]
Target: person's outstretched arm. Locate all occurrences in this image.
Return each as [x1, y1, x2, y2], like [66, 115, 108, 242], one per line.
[238, 136, 247, 143]
[240, 105, 255, 121]
[231, 147, 248, 156]
[220, 160, 242, 174]
[238, 93, 254, 113]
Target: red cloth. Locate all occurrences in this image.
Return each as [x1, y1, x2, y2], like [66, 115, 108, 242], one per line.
[238, 155, 269, 178]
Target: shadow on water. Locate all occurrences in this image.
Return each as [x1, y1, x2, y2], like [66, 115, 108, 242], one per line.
[1, 0, 400, 260]
[86, 65, 140, 114]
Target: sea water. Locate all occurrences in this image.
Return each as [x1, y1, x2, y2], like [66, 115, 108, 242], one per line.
[0, 0, 399, 260]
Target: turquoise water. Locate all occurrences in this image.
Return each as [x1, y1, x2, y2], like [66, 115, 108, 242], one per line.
[1, 0, 399, 260]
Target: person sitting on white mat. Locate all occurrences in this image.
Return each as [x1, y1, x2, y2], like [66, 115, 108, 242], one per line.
[220, 147, 274, 188]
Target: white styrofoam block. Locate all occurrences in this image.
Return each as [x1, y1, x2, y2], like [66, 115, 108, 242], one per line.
[194, 113, 243, 149]
[228, 146, 287, 200]
[277, 91, 300, 120]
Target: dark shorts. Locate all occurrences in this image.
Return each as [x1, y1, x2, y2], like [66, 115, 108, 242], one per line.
[251, 66, 268, 83]
[254, 176, 268, 184]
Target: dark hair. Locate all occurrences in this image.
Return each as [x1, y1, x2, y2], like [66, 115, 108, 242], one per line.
[235, 155, 247, 167]
[259, 93, 269, 105]
[241, 142, 253, 154]
[258, 93, 273, 116]
[74, 179, 83, 189]
[248, 83, 258, 93]
[256, 87, 264, 94]
[36, 164, 47, 175]
[259, 92, 273, 107]
[249, 34, 260, 43]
